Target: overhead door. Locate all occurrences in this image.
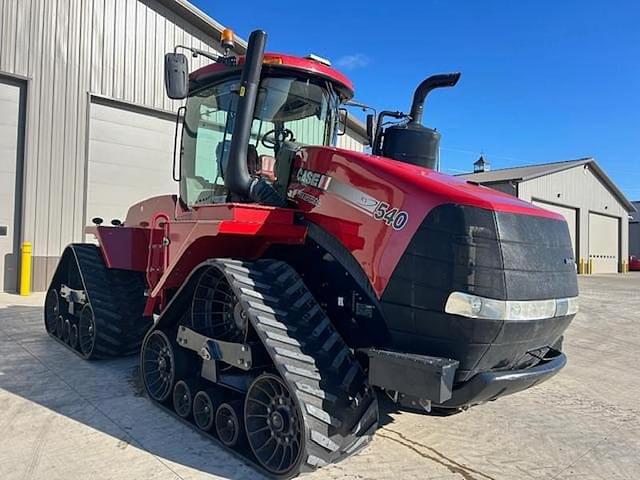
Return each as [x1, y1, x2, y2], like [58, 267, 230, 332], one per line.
[588, 212, 619, 273]
[87, 101, 177, 228]
[0, 81, 22, 292]
[532, 200, 577, 259]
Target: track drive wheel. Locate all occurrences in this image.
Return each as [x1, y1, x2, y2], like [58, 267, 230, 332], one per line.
[44, 289, 59, 334]
[245, 374, 302, 475]
[141, 331, 177, 402]
[78, 305, 96, 357]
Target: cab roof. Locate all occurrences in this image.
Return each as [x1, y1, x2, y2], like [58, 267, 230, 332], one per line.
[189, 52, 355, 100]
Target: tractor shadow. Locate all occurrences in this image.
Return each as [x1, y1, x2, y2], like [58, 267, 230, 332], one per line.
[0, 304, 262, 480]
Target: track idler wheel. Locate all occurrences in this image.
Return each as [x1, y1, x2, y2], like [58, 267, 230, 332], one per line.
[44, 289, 60, 334]
[193, 390, 217, 431]
[173, 380, 196, 419]
[78, 305, 96, 357]
[245, 373, 303, 476]
[215, 400, 244, 448]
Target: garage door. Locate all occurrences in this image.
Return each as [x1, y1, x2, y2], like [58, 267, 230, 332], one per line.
[588, 212, 619, 273]
[87, 102, 177, 228]
[0, 81, 22, 292]
[532, 200, 577, 259]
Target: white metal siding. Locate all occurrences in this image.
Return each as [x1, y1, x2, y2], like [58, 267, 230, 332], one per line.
[519, 165, 628, 271]
[0, 81, 21, 291]
[588, 212, 619, 273]
[87, 101, 177, 227]
[337, 132, 366, 152]
[0, 0, 229, 288]
[532, 200, 577, 259]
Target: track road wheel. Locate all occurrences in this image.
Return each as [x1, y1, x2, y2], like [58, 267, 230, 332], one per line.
[55, 315, 65, 339]
[69, 324, 79, 349]
[193, 391, 216, 431]
[63, 319, 71, 344]
[44, 289, 59, 334]
[141, 331, 176, 402]
[216, 401, 244, 448]
[245, 374, 302, 475]
[78, 305, 96, 357]
[173, 380, 194, 419]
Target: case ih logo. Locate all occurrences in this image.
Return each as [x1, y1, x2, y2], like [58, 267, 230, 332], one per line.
[296, 168, 331, 190]
[293, 167, 409, 230]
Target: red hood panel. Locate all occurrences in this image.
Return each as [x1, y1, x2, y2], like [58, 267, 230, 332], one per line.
[290, 146, 567, 297]
[329, 148, 563, 221]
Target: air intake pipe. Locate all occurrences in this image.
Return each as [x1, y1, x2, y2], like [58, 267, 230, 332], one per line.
[409, 72, 461, 125]
[224, 29, 286, 206]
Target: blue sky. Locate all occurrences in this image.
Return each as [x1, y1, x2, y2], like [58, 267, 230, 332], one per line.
[191, 0, 640, 200]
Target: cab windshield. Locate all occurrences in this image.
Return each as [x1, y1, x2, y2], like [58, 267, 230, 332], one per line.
[180, 75, 338, 206]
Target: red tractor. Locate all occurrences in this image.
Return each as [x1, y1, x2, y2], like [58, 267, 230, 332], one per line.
[44, 29, 579, 478]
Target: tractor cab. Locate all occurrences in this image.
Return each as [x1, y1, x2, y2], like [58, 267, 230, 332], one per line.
[165, 37, 354, 207]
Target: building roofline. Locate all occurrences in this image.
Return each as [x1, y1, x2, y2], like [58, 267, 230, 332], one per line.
[164, 0, 366, 142]
[460, 157, 636, 212]
[158, 0, 247, 52]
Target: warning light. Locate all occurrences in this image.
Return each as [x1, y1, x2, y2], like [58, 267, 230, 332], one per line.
[221, 28, 234, 51]
[263, 56, 283, 65]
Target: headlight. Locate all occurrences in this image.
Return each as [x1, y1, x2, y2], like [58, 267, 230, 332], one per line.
[444, 292, 578, 320]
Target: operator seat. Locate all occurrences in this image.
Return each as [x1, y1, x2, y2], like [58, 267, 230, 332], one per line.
[273, 141, 301, 196]
[247, 144, 259, 175]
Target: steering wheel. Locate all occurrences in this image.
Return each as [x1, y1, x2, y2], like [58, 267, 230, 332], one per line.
[261, 128, 295, 149]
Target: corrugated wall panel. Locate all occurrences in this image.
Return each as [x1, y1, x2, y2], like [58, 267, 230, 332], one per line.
[337, 132, 366, 152]
[519, 165, 629, 271]
[0, 0, 229, 289]
[0, 0, 366, 288]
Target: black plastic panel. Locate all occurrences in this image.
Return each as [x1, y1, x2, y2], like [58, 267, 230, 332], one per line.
[380, 204, 578, 381]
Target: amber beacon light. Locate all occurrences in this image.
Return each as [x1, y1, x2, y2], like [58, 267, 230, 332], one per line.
[221, 28, 235, 51]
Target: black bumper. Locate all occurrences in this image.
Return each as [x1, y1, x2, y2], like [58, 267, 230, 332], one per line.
[438, 349, 567, 408]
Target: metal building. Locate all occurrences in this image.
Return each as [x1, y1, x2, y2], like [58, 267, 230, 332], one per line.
[0, 0, 367, 292]
[630, 201, 640, 258]
[460, 158, 636, 274]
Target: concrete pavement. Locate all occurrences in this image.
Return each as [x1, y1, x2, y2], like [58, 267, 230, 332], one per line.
[1, 274, 639, 480]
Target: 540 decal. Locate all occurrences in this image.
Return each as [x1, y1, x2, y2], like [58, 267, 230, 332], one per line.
[373, 202, 409, 231]
[293, 166, 409, 230]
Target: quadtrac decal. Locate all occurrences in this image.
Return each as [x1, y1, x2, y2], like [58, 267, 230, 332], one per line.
[292, 167, 409, 230]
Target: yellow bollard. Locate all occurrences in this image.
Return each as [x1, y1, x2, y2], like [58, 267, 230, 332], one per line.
[20, 242, 32, 296]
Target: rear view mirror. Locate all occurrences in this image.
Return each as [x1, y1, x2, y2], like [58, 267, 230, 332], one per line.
[337, 108, 348, 136]
[366, 114, 375, 146]
[164, 53, 189, 99]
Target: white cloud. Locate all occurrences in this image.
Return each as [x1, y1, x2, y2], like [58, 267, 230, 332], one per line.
[336, 53, 371, 70]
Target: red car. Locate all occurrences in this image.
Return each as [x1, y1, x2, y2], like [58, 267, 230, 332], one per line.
[630, 256, 640, 271]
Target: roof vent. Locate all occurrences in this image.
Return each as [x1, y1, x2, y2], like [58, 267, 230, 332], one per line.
[305, 54, 331, 66]
[474, 155, 490, 173]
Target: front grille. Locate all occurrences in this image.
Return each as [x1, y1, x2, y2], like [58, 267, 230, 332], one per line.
[379, 204, 578, 379]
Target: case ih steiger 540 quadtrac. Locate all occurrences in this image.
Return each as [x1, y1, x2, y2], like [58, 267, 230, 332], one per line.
[44, 29, 579, 478]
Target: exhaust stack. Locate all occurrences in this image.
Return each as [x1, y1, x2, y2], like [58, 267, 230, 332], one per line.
[409, 73, 461, 125]
[381, 72, 461, 170]
[225, 30, 286, 206]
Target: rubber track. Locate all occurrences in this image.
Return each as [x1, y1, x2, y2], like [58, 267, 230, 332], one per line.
[145, 258, 379, 477]
[45, 244, 152, 359]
